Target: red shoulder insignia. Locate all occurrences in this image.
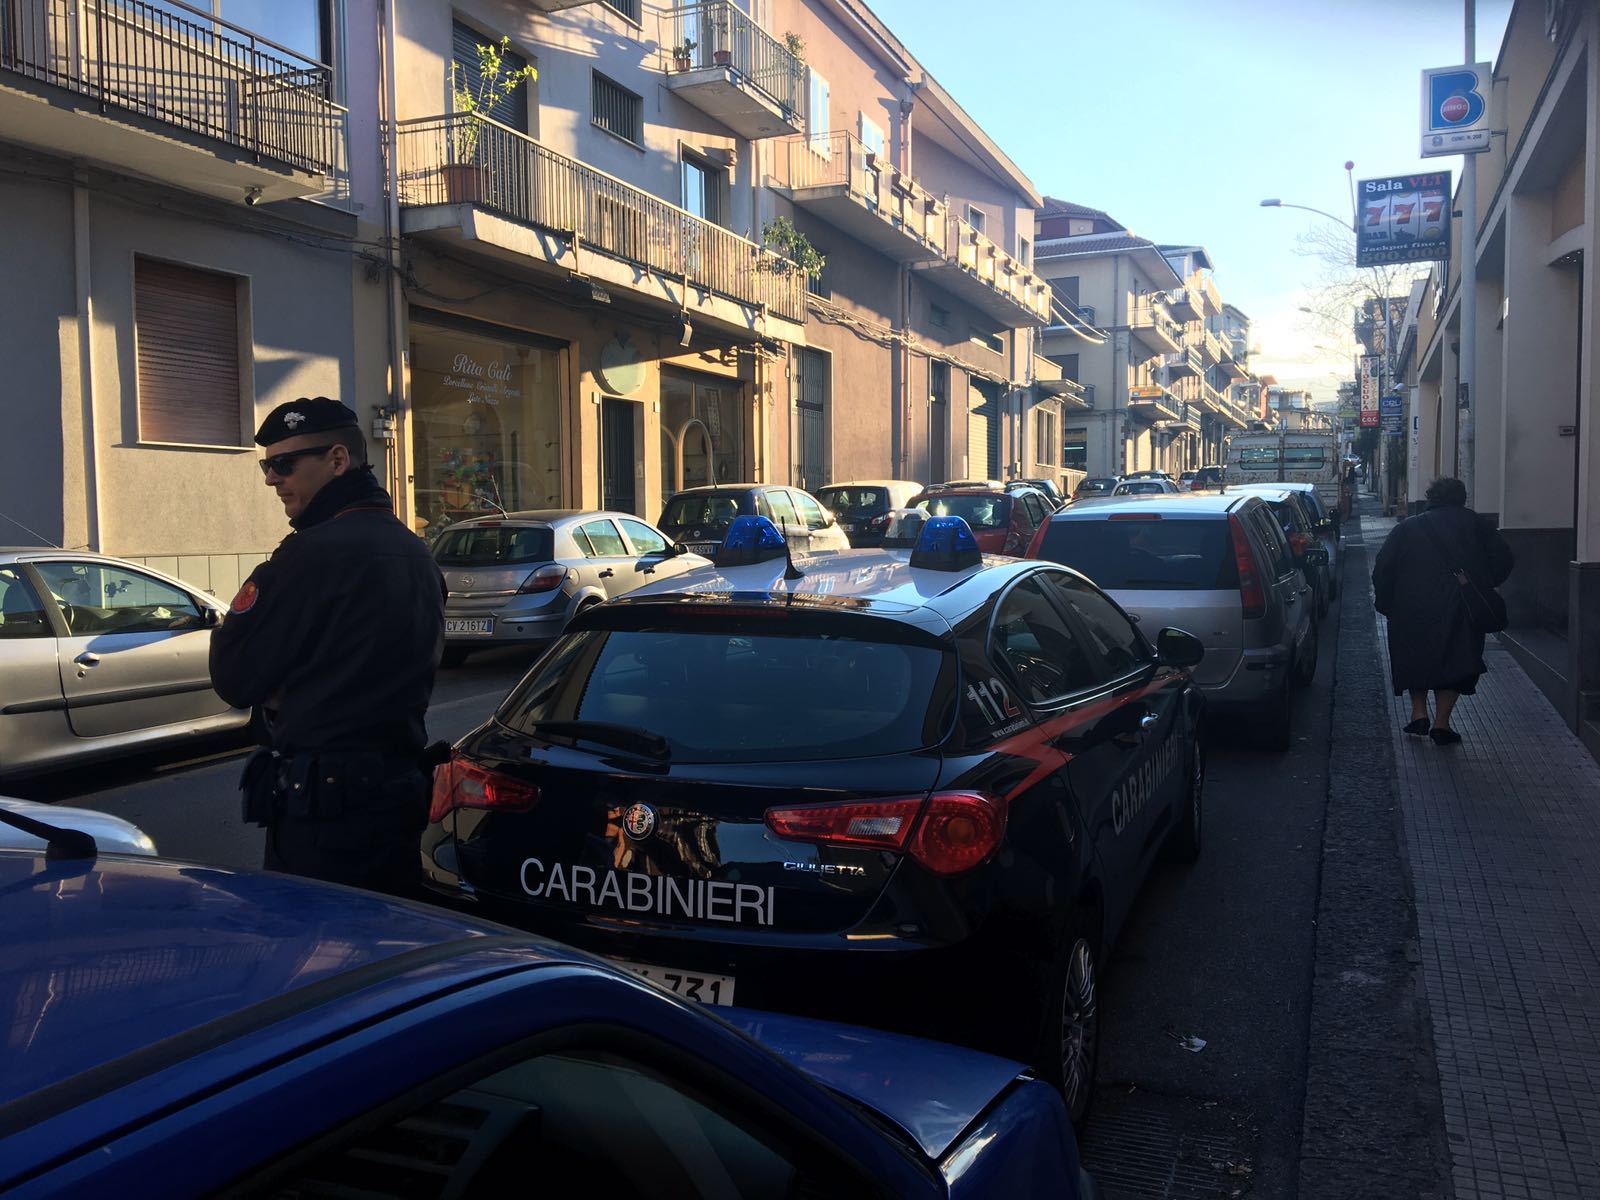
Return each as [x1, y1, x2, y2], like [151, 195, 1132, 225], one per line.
[229, 581, 259, 614]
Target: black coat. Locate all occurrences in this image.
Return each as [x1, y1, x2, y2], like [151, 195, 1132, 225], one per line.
[1371, 504, 1514, 694]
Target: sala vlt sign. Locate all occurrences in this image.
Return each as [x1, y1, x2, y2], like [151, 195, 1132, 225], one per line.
[1421, 63, 1491, 157]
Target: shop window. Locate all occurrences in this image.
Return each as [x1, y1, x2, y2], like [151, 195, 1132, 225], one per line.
[661, 368, 742, 501]
[1064, 428, 1088, 471]
[135, 257, 244, 447]
[408, 318, 564, 539]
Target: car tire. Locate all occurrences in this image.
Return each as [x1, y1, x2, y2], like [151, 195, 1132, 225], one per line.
[1035, 918, 1101, 1128]
[439, 646, 471, 669]
[1259, 673, 1293, 750]
[1162, 738, 1204, 864]
[1294, 620, 1319, 688]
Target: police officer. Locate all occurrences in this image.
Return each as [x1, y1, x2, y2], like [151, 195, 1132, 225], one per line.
[211, 397, 445, 897]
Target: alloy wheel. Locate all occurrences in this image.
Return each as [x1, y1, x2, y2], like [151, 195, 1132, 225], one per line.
[1060, 937, 1099, 1120]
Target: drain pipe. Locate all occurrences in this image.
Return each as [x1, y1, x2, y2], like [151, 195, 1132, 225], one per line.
[380, 0, 408, 519]
[73, 182, 101, 551]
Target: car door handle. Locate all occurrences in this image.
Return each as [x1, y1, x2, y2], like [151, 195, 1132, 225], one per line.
[1139, 713, 1160, 730]
[74, 652, 100, 668]
[1285, 594, 1298, 604]
[598, 569, 614, 579]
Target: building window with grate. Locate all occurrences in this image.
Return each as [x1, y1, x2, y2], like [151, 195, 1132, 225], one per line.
[601, 0, 642, 22]
[135, 257, 246, 447]
[1035, 406, 1058, 468]
[592, 72, 643, 146]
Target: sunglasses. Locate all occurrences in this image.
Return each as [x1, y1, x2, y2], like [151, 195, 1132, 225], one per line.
[258, 445, 336, 477]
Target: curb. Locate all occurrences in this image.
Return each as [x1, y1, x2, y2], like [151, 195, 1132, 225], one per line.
[1295, 508, 1452, 1199]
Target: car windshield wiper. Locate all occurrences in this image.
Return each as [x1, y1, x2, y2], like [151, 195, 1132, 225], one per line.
[523, 721, 671, 761]
[0, 805, 97, 860]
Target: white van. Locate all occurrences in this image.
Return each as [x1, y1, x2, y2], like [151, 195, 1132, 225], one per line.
[1223, 431, 1342, 515]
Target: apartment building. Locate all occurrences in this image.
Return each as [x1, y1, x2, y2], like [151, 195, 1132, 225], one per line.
[0, 0, 370, 598]
[1411, 0, 1598, 757]
[1160, 246, 1252, 470]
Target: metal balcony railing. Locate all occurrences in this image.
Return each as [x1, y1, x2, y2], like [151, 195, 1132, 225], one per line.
[0, 0, 342, 174]
[777, 131, 947, 255]
[395, 113, 806, 324]
[664, 1, 804, 118]
[949, 216, 1053, 322]
[1131, 301, 1182, 345]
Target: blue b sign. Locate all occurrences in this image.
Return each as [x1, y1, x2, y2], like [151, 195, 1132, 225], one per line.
[1422, 63, 1491, 157]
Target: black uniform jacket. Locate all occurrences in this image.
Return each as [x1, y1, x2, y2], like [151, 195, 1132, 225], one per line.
[1372, 503, 1514, 692]
[210, 470, 446, 758]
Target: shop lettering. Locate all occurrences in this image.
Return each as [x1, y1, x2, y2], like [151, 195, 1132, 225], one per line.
[451, 353, 515, 383]
[520, 858, 776, 926]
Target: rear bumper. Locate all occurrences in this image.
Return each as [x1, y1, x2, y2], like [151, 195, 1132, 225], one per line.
[1199, 644, 1290, 712]
[442, 605, 567, 646]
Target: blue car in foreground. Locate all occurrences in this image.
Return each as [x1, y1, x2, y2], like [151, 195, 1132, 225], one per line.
[0, 839, 1099, 1199]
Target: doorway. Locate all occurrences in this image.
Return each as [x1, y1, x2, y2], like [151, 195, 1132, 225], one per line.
[601, 397, 639, 514]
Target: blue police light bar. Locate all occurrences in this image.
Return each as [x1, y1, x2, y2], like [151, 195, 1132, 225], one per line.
[716, 515, 788, 568]
[909, 515, 981, 571]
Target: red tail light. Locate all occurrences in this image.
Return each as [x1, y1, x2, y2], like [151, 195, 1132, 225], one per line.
[517, 564, 568, 594]
[1288, 531, 1311, 556]
[1228, 514, 1267, 619]
[764, 791, 1006, 876]
[429, 757, 541, 824]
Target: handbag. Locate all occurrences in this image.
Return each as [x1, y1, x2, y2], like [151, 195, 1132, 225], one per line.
[1416, 515, 1508, 634]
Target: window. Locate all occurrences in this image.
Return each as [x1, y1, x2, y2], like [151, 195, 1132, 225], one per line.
[989, 577, 1098, 705]
[1058, 276, 1081, 305]
[929, 303, 950, 329]
[1056, 353, 1080, 381]
[600, 0, 641, 21]
[681, 152, 722, 226]
[453, 22, 532, 133]
[1068, 218, 1094, 236]
[970, 330, 1004, 354]
[1249, 508, 1296, 578]
[966, 205, 987, 235]
[1044, 573, 1149, 679]
[761, 489, 800, 531]
[577, 519, 628, 557]
[1018, 236, 1031, 267]
[135, 257, 243, 447]
[914, 494, 1011, 531]
[1035, 406, 1059, 467]
[0, 568, 51, 639]
[1063, 428, 1088, 471]
[33, 561, 203, 636]
[794, 348, 828, 493]
[433, 526, 554, 567]
[1036, 517, 1237, 592]
[807, 68, 830, 155]
[791, 490, 828, 531]
[620, 520, 669, 556]
[219, 0, 331, 66]
[592, 72, 642, 145]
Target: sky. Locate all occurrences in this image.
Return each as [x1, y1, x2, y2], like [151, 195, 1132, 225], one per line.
[865, 0, 1514, 403]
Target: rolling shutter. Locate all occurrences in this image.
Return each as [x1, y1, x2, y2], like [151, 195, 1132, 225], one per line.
[452, 22, 529, 132]
[135, 258, 242, 447]
[968, 381, 996, 480]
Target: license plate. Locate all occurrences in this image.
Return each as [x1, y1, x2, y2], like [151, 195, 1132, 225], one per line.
[444, 617, 493, 635]
[687, 543, 718, 556]
[839, 522, 857, 533]
[609, 958, 736, 1006]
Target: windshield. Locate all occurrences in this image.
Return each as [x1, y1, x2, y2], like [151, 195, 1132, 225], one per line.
[1116, 481, 1169, 495]
[659, 493, 748, 532]
[1037, 518, 1239, 591]
[432, 526, 554, 567]
[913, 494, 1012, 529]
[499, 627, 952, 762]
[816, 487, 890, 519]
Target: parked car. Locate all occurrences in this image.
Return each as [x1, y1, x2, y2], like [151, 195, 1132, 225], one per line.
[658, 485, 851, 558]
[1029, 492, 1322, 749]
[0, 796, 157, 855]
[1014, 478, 1070, 510]
[1111, 478, 1183, 496]
[814, 481, 924, 548]
[0, 550, 249, 779]
[434, 511, 711, 668]
[424, 515, 1207, 1126]
[1073, 476, 1121, 500]
[1188, 466, 1226, 491]
[1121, 470, 1174, 481]
[1227, 481, 1341, 595]
[927, 478, 1007, 491]
[1228, 487, 1333, 619]
[909, 485, 1048, 556]
[1, 845, 1101, 1199]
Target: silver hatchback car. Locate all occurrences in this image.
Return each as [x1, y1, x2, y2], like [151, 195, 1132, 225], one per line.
[1, 550, 248, 779]
[1029, 493, 1323, 749]
[433, 511, 711, 667]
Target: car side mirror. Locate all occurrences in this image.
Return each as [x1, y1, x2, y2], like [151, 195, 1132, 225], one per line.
[1156, 627, 1205, 669]
[671, 542, 690, 557]
[1303, 546, 1329, 567]
[201, 606, 222, 628]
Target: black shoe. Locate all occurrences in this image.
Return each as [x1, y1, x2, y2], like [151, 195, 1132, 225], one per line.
[1429, 728, 1462, 746]
[1403, 718, 1430, 736]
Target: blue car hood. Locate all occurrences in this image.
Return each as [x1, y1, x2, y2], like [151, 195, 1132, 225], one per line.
[0, 852, 534, 1110]
[725, 1007, 1025, 1160]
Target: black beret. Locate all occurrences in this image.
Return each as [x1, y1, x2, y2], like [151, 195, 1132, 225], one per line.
[254, 397, 360, 446]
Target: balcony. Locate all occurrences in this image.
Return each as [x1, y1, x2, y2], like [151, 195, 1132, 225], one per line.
[1200, 276, 1223, 317]
[913, 216, 1052, 326]
[1218, 351, 1251, 380]
[0, 0, 343, 202]
[1166, 287, 1201, 322]
[1130, 300, 1182, 354]
[395, 113, 806, 339]
[663, 2, 804, 140]
[1199, 328, 1224, 365]
[1126, 384, 1182, 423]
[774, 132, 945, 263]
[1162, 347, 1201, 380]
[529, 0, 597, 8]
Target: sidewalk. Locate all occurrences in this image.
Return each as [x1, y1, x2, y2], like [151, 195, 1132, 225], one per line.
[1363, 511, 1600, 1197]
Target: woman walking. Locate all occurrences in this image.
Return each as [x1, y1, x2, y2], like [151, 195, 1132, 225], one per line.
[1372, 477, 1514, 745]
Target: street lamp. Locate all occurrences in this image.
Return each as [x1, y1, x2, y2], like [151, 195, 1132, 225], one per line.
[1258, 198, 1355, 232]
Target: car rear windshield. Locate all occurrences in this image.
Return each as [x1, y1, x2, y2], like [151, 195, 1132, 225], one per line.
[816, 487, 889, 519]
[659, 493, 747, 530]
[499, 624, 953, 762]
[914, 494, 1012, 529]
[1117, 482, 1168, 495]
[1037, 517, 1239, 591]
[433, 526, 554, 567]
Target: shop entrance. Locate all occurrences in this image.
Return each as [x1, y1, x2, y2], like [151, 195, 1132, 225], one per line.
[601, 397, 639, 515]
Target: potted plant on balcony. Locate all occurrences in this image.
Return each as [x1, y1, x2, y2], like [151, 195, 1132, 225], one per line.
[759, 216, 826, 280]
[672, 37, 697, 71]
[712, 9, 735, 66]
[783, 31, 805, 61]
[447, 36, 536, 204]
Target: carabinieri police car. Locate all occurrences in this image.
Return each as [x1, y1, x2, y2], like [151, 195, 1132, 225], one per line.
[423, 514, 1208, 1124]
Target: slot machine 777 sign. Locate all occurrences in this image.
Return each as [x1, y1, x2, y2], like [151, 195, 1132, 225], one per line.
[1356, 172, 1452, 268]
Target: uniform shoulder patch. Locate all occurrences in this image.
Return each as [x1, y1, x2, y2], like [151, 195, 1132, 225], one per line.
[230, 580, 260, 614]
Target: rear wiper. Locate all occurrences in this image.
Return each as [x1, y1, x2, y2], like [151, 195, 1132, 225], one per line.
[0, 805, 98, 860]
[524, 721, 671, 761]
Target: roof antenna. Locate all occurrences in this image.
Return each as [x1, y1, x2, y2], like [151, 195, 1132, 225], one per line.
[0, 510, 61, 549]
[779, 521, 804, 581]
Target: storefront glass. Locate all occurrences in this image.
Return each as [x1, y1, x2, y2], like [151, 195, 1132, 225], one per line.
[410, 318, 564, 538]
[659, 367, 743, 505]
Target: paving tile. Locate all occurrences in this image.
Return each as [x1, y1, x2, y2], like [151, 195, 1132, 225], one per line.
[1361, 514, 1600, 1197]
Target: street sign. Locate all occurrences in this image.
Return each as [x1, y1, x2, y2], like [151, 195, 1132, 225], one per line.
[1357, 173, 1452, 267]
[1379, 393, 1403, 417]
[1421, 64, 1492, 157]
